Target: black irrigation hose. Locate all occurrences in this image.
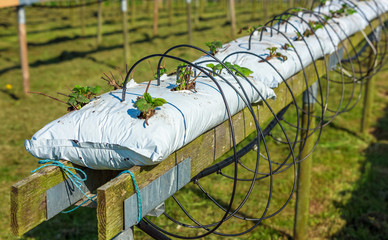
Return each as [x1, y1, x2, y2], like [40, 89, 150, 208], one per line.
[117, 1, 387, 238]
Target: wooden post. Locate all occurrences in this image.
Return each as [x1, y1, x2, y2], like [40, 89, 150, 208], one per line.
[294, 82, 317, 240]
[289, 0, 295, 9]
[199, 0, 205, 19]
[122, 0, 130, 65]
[361, 74, 376, 135]
[263, 0, 268, 21]
[17, 6, 30, 95]
[168, 0, 173, 25]
[187, 0, 193, 45]
[153, 0, 158, 36]
[229, 0, 236, 39]
[97, 0, 103, 46]
[194, 0, 199, 26]
[251, 0, 257, 20]
[81, 0, 85, 36]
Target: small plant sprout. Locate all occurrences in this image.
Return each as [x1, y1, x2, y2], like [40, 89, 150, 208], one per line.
[134, 80, 167, 125]
[259, 47, 288, 62]
[295, 21, 324, 40]
[206, 63, 224, 76]
[30, 85, 101, 111]
[224, 62, 253, 77]
[329, 4, 357, 18]
[171, 63, 198, 91]
[238, 25, 263, 34]
[205, 41, 223, 55]
[67, 85, 101, 111]
[206, 62, 253, 77]
[281, 43, 293, 50]
[154, 66, 168, 79]
[101, 67, 127, 90]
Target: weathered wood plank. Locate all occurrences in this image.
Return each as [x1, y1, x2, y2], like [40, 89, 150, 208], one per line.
[11, 161, 117, 236]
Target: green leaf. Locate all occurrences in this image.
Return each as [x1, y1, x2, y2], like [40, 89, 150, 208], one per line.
[76, 94, 90, 104]
[68, 97, 77, 107]
[134, 98, 152, 113]
[153, 98, 167, 107]
[90, 86, 101, 94]
[143, 92, 153, 103]
[206, 63, 215, 69]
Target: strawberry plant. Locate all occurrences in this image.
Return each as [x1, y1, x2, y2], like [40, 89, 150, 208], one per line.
[238, 25, 263, 34]
[30, 85, 101, 111]
[134, 92, 167, 125]
[171, 63, 197, 91]
[206, 62, 253, 77]
[330, 4, 357, 18]
[205, 41, 223, 55]
[259, 47, 288, 62]
[295, 21, 324, 40]
[67, 85, 101, 111]
[134, 79, 167, 125]
[281, 43, 293, 50]
[154, 66, 168, 79]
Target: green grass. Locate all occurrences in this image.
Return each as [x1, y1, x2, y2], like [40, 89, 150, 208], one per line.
[1, 1, 388, 239]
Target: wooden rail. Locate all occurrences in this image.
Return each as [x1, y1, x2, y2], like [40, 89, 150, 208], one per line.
[10, 14, 385, 239]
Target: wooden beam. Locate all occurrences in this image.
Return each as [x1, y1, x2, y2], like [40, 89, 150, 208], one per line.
[11, 161, 117, 236]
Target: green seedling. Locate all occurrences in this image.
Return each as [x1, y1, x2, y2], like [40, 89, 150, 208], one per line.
[238, 25, 263, 34]
[295, 21, 324, 40]
[281, 43, 293, 50]
[259, 47, 288, 62]
[154, 66, 168, 79]
[172, 63, 197, 91]
[330, 4, 357, 18]
[134, 80, 167, 125]
[206, 62, 253, 77]
[101, 68, 126, 90]
[206, 63, 224, 75]
[134, 92, 167, 125]
[205, 41, 223, 55]
[30, 85, 101, 111]
[67, 85, 101, 111]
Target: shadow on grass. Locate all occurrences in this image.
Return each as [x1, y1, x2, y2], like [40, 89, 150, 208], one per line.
[25, 207, 97, 240]
[331, 105, 388, 239]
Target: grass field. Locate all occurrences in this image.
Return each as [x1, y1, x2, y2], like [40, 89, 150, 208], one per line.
[0, 1, 387, 239]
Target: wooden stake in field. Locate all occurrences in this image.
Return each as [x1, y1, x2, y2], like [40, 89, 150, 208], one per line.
[187, 0, 193, 45]
[167, 0, 173, 25]
[228, 0, 236, 39]
[97, 0, 103, 46]
[17, 6, 30, 94]
[80, 0, 85, 36]
[153, 0, 159, 36]
[294, 82, 317, 240]
[122, 0, 130, 65]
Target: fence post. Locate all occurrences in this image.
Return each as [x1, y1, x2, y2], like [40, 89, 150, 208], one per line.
[228, 0, 236, 39]
[153, 0, 159, 36]
[186, 0, 193, 45]
[17, 5, 30, 95]
[361, 74, 376, 135]
[122, 0, 130, 65]
[294, 82, 318, 240]
[97, 0, 103, 46]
